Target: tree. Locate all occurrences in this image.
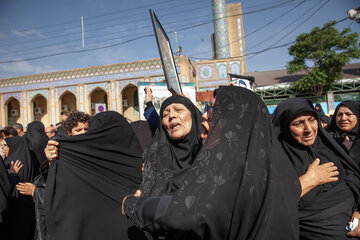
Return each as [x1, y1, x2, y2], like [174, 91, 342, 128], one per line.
[286, 21, 360, 97]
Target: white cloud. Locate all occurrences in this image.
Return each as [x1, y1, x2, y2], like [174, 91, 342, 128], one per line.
[0, 61, 57, 78]
[0, 32, 5, 39]
[11, 29, 46, 38]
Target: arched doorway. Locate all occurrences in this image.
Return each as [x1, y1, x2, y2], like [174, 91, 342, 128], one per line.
[32, 94, 48, 124]
[121, 84, 139, 122]
[60, 91, 76, 115]
[6, 98, 20, 126]
[89, 88, 107, 116]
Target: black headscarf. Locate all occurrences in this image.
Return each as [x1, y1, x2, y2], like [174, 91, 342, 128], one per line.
[130, 120, 154, 152]
[328, 100, 360, 165]
[141, 95, 203, 197]
[0, 159, 10, 223]
[124, 86, 301, 240]
[44, 111, 144, 240]
[5, 121, 48, 183]
[272, 98, 360, 239]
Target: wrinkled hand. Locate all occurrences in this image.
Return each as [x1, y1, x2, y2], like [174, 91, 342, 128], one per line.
[299, 158, 339, 197]
[44, 140, 59, 161]
[144, 86, 153, 103]
[16, 182, 35, 196]
[347, 211, 360, 237]
[8, 160, 23, 174]
[306, 158, 339, 186]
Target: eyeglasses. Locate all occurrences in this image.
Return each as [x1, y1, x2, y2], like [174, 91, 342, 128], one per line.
[204, 104, 214, 121]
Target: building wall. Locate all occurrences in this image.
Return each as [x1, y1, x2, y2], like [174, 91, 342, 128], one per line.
[0, 56, 194, 128]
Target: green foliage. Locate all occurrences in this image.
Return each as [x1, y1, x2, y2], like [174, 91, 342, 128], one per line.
[286, 21, 360, 96]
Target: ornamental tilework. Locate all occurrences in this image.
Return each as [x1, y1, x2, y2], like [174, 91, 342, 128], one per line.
[51, 89, 56, 126]
[198, 64, 215, 81]
[111, 82, 116, 110]
[57, 86, 77, 99]
[217, 63, 228, 80]
[87, 82, 108, 95]
[3, 92, 21, 104]
[212, 0, 230, 58]
[30, 89, 48, 101]
[230, 62, 241, 75]
[79, 86, 84, 112]
[23, 92, 27, 127]
[118, 79, 142, 93]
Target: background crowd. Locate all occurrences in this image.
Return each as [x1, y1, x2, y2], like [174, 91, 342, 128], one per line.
[0, 85, 359, 240]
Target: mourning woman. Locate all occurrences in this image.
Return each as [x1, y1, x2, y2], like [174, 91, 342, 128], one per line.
[272, 98, 360, 239]
[328, 100, 360, 165]
[122, 86, 300, 240]
[141, 95, 203, 198]
[3, 121, 48, 240]
[44, 111, 144, 240]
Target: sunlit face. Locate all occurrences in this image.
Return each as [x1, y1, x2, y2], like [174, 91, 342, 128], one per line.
[161, 103, 192, 141]
[336, 106, 358, 132]
[290, 112, 318, 146]
[68, 122, 89, 136]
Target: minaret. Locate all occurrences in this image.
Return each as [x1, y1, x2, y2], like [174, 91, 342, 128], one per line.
[212, 0, 231, 59]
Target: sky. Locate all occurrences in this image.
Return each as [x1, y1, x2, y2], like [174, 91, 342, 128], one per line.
[0, 0, 359, 79]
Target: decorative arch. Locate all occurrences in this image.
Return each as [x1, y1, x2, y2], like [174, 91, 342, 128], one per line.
[30, 89, 48, 102]
[59, 91, 77, 114]
[31, 93, 48, 125]
[57, 86, 77, 100]
[5, 97, 20, 126]
[121, 83, 139, 122]
[3, 92, 21, 105]
[87, 82, 108, 95]
[89, 87, 108, 116]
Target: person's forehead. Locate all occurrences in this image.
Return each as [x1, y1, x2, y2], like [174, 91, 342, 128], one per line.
[164, 103, 186, 110]
[338, 106, 353, 113]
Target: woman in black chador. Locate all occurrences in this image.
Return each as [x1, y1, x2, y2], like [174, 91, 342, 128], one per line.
[328, 100, 360, 165]
[272, 98, 360, 240]
[123, 86, 301, 240]
[44, 111, 144, 240]
[141, 95, 203, 198]
[3, 121, 48, 240]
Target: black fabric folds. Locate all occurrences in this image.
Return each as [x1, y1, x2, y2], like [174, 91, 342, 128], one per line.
[272, 98, 360, 240]
[130, 120, 154, 152]
[0, 159, 10, 224]
[328, 100, 360, 165]
[125, 86, 301, 240]
[141, 95, 203, 197]
[5, 121, 48, 182]
[44, 111, 144, 240]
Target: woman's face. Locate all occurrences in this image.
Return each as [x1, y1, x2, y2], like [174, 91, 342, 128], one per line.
[290, 112, 318, 146]
[161, 103, 192, 141]
[336, 106, 358, 132]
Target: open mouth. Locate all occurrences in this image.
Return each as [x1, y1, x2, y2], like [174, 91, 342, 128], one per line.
[170, 123, 181, 132]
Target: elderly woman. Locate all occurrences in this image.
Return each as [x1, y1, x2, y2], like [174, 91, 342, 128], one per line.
[272, 98, 360, 240]
[141, 95, 203, 198]
[328, 100, 360, 165]
[123, 86, 301, 240]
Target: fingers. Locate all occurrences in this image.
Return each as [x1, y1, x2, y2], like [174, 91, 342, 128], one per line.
[134, 190, 141, 197]
[48, 140, 59, 146]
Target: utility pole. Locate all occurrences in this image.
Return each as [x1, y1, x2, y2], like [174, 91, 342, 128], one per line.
[81, 16, 85, 48]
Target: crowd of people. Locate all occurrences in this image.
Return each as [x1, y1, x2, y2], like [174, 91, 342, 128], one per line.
[0, 85, 359, 240]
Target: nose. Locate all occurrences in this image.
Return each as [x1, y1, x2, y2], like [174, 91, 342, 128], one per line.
[303, 121, 312, 132]
[340, 114, 347, 120]
[168, 109, 176, 119]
